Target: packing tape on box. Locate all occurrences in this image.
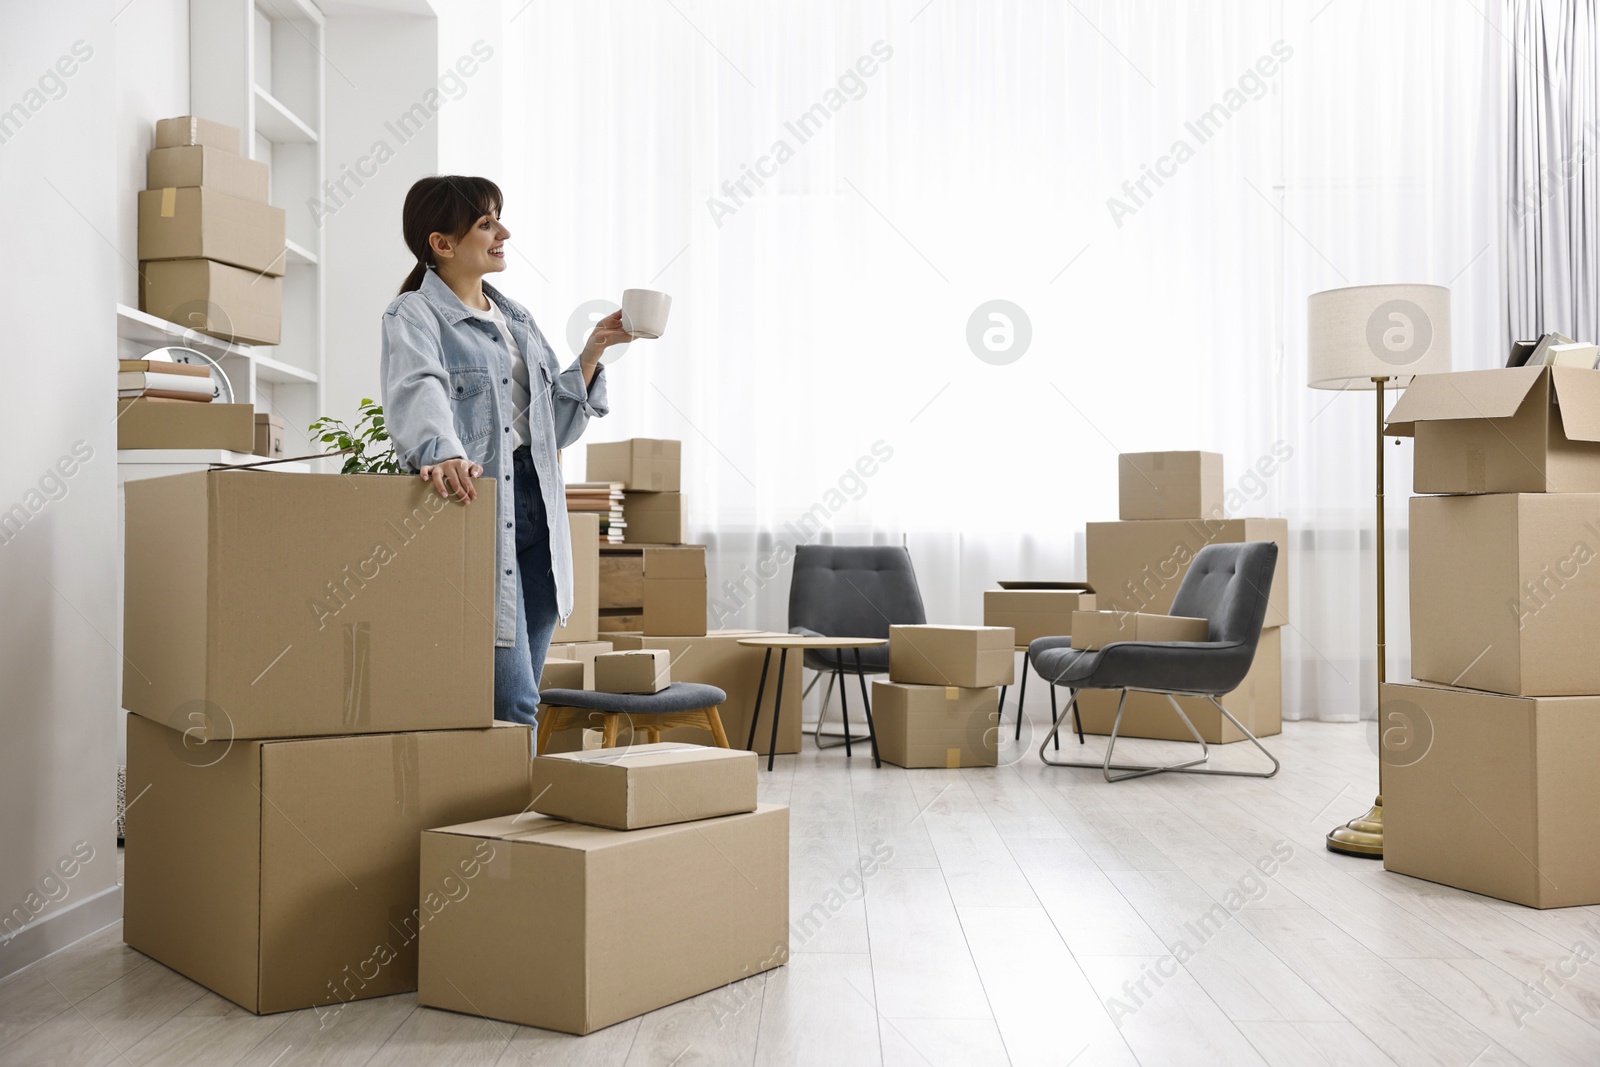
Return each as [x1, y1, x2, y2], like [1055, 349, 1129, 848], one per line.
[946, 747, 962, 769]
[159, 187, 176, 217]
[343, 622, 372, 729]
[392, 733, 420, 817]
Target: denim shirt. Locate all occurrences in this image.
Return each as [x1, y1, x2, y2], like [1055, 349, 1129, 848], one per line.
[379, 268, 608, 647]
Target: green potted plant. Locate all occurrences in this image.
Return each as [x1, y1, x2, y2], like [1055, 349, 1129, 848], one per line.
[308, 398, 401, 474]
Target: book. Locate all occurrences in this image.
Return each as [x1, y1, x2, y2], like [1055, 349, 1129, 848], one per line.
[1520, 332, 1576, 367]
[118, 370, 215, 396]
[566, 481, 626, 543]
[118, 389, 214, 402]
[118, 359, 211, 377]
[1546, 342, 1599, 369]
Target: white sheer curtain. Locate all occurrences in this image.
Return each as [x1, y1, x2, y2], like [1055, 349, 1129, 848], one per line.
[498, 0, 1499, 721]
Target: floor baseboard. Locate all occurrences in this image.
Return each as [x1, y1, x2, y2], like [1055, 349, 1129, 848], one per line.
[0, 884, 124, 983]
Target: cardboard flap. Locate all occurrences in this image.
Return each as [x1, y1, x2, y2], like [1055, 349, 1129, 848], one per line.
[1385, 367, 1546, 435]
[1550, 367, 1600, 443]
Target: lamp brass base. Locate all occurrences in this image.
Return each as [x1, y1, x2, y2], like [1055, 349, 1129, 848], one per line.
[1326, 795, 1383, 858]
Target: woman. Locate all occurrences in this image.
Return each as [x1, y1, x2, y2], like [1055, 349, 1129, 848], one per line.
[380, 175, 632, 724]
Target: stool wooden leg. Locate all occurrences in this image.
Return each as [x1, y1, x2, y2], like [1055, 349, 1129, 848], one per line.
[704, 707, 730, 748]
[602, 714, 621, 749]
[646, 726, 661, 744]
[536, 710, 560, 756]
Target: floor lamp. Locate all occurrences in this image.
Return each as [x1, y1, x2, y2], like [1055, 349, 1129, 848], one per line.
[1307, 284, 1452, 858]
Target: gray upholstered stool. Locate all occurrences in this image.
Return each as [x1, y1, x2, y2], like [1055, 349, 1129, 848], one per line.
[535, 683, 730, 754]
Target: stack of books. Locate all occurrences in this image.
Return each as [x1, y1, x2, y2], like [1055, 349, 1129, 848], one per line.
[118, 359, 215, 402]
[565, 481, 625, 543]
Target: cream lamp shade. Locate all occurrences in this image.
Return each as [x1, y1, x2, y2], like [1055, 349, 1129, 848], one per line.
[1307, 284, 1452, 390]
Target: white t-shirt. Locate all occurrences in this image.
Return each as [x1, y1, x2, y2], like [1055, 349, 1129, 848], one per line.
[467, 298, 533, 449]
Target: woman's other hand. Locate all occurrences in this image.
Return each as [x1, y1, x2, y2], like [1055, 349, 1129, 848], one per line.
[419, 457, 483, 504]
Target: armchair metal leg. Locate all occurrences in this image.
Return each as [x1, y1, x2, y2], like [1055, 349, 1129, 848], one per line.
[812, 668, 853, 750]
[1037, 689, 1279, 780]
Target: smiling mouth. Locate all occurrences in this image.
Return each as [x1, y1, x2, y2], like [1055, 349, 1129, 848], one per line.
[489, 245, 505, 258]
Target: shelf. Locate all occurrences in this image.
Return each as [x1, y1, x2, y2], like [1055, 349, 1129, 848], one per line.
[117, 304, 252, 362]
[254, 354, 319, 385]
[284, 238, 318, 266]
[253, 85, 317, 144]
[258, 0, 323, 27]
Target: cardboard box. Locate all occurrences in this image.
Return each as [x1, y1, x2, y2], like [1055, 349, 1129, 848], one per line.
[594, 649, 671, 694]
[1074, 628, 1282, 744]
[1070, 610, 1209, 651]
[871, 682, 1000, 768]
[141, 258, 283, 346]
[1386, 366, 1600, 494]
[544, 640, 614, 688]
[147, 145, 269, 202]
[1381, 681, 1600, 908]
[643, 546, 706, 636]
[253, 413, 286, 458]
[587, 438, 681, 491]
[154, 115, 241, 153]
[1085, 517, 1289, 629]
[1119, 451, 1224, 520]
[123, 471, 495, 739]
[888, 626, 1015, 688]
[552, 513, 600, 643]
[622, 491, 686, 544]
[138, 187, 287, 277]
[529, 743, 757, 830]
[1411, 493, 1600, 696]
[124, 715, 534, 1014]
[116, 398, 256, 452]
[418, 805, 789, 1034]
[610, 631, 802, 754]
[983, 588, 1096, 646]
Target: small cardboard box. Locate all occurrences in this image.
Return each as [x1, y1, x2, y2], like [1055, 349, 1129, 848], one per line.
[1118, 451, 1224, 520]
[1381, 681, 1600, 908]
[610, 631, 802, 755]
[587, 438, 681, 491]
[124, 715, 534, 1015]
[529, 743, 757, 830]
[643, 546, 706, 636]
[1070, 610, 1209, 651]
[1085, 517, 1289, 629]
[888, 626, 1015, 688]
[1411, 493, 1600, 695]
[418, 805, 789, 1034]
[983, 587, 1096, 646]
[253, 412, 286, 458]
[552, 513, 600, 643]
[116, 398, 256, 452]
[593, 649, 671, 694]
[871, 682, 1000, 768]
[1386, 366, 1600, 493]
[122, 471, 495, 739]
[1074, 628, 1282, 744]
[154, 115, 242, 153]
[538, 657, 595, 755]
[544, 640, 614, 688]
[140, 258, 282, 346]
[147, 145, 269, 202]
[622, 491, 686, 544]
[138, 187, 287, 277]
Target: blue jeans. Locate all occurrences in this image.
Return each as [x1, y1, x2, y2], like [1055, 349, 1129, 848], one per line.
[493, 447, 561, 725]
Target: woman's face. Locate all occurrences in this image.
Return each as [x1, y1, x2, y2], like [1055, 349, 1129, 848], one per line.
[435, 210, 510, 276]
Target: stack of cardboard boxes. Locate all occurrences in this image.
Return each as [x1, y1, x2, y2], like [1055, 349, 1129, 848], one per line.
[1383, 365, 1600, 908]
[872, 626, 1015, 767]
[1080, 451, 1289, 743]
[419, 743, 788, 1034]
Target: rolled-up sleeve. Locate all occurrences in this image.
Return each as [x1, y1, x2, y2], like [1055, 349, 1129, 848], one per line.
[380, 302, 467, 470]
[533, 320, 609, 449]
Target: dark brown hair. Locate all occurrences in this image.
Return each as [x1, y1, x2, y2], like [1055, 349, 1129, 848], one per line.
[397, 175, 504, 294]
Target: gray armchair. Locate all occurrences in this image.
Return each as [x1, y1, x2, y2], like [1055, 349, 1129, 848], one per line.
[1029, 542, 1280, 781]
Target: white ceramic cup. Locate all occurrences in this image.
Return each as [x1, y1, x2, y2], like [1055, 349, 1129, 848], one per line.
[620, 289, 672, 339]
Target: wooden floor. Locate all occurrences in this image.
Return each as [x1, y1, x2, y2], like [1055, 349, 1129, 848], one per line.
[5, 711, 1600, 1067]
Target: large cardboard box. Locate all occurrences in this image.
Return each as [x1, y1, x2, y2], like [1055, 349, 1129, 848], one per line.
[982, 587, 1095, 646]
[622, 491, 686, 544]
[124, 715, 534, 1014]
[418, 806, 789, 1034]
[1118, 451, 1224, 520]
[587, 438, 681, 491]
[123, 471, 495, 739]
[529, 743, 757, 830]
[888, 626, 1015, 688]
[1386, 366, 1600, 494]
[141, 258, 283, 346]
[1074, 627, 1282, 744]
[871, 682, 1000, 768]
[544, 639, 613, 688]
[138, 187, 286, 277]
[610, 631, 802, 754]
[116, 398, 256, 451]
[594, 649, 670, 694]
[1070, 610, 1209, 651]
[552, 513, 600, 643]
[1085, 517, 1289, 629]
[643, 546, 707, 636]
[147, 145, 269, 202]
[155, 115, 242, 153]
[1411, 493, 1600, 696]
[1381, 681, 1600, 908]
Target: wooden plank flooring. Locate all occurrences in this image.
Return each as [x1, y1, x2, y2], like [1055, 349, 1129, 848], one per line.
[4, 715, 1599, 1066]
